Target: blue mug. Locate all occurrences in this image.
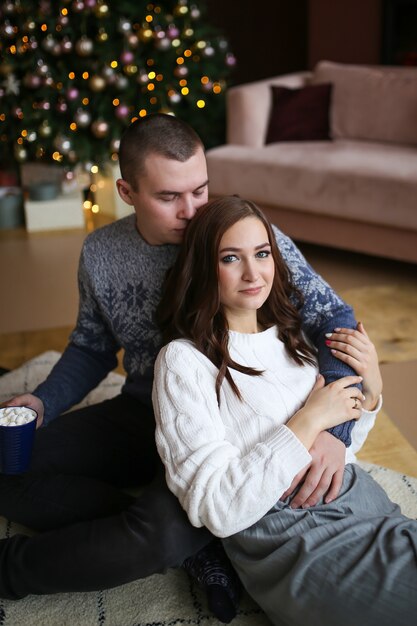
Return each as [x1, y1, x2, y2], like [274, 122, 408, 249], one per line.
[0, 407, 37, 475]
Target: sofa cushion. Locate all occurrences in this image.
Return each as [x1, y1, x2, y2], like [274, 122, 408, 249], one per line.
[265, 83, 333, 143]
[312, 61, 417, 146]
[206, 140, 417, 230]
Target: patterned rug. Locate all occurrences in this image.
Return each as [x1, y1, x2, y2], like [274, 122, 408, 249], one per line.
[0, 351, 417, 626]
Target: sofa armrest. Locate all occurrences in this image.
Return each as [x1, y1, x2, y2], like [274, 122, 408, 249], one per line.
[226, 71, 312, 147]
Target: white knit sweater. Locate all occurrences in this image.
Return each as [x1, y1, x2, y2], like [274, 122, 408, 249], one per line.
[153, 326, 380, 538]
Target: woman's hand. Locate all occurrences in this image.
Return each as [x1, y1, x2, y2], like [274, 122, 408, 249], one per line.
[325, 322, 383, 410]
[302, 374, 364, 429]
[287, 374, 364, 449]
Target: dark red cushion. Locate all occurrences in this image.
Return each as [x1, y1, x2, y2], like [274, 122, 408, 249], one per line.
[265, 83, 333, 143]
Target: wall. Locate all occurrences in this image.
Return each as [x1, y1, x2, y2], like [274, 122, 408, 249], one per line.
[308, 0, 382, 68]
[206, 0, 308, 85]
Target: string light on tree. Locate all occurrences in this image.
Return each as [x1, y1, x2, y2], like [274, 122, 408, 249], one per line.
[0, 0, 234, 168]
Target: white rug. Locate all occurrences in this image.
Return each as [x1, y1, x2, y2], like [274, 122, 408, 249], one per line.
[0, 352, 416, 626]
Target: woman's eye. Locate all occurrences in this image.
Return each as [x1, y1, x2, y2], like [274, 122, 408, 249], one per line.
[221, 254, 238, 263]
[256, 250, 270, 259]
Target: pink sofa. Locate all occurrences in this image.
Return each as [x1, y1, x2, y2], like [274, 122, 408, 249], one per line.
[206, 61, 417, 263]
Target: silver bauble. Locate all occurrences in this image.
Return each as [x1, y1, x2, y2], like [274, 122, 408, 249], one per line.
[110, 138, 120, 152]
[118, 19, 132, 33]
[75, 109, 92, 127]
[42, 36, 56, 52]
[115, 75, 128, 90]
[76, 37, 94, 56]
[61, 38, 73, 53]
[156, 37, 171, 51]
[54, 135, 72, 154]
[91, 120, 109, 138]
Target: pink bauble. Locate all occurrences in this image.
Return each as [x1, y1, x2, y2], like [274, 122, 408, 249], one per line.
[110, 138, 120, 152]
[67, 87, 79, 100]
[23, 74, 42, 88]
[168, 26, 180, 39]
[120, 50, 134, 65]
[115, 104, 129, 119]
[56, 101, 68, 113]
[174, 66, 188, 78]
[127, 34, 139, 48]
[72, 1, 85, 12]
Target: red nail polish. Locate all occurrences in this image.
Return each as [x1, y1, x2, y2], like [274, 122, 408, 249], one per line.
[325, 340, 331, 346]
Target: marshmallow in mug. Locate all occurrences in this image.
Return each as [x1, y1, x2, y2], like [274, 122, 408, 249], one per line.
[0, 406, 37, 427]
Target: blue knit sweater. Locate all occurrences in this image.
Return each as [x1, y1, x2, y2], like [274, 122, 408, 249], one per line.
[34, 215, 357, 444]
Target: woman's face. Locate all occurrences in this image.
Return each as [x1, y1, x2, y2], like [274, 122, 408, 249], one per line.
[217, 217, 275, 330]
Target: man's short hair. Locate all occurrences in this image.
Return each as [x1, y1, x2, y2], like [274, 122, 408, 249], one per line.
[118, 113, 204, 190]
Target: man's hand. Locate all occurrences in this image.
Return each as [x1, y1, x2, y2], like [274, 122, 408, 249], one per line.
[280, 431, 345, 509]
[0, 394, 45, 428]
[325, 322, 383, 411]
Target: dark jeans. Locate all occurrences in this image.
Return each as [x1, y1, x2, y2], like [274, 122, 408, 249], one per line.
[0, 394, 211, 600]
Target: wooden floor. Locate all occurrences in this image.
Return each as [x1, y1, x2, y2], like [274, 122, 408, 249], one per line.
[0, 326, 125, 375]
[0, 326, 72, 372]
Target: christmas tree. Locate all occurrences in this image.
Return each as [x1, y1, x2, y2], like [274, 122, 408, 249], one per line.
[0, 0, 235, 172]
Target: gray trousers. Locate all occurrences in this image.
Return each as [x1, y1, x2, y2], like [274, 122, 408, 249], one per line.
[223, 464, 417, 626]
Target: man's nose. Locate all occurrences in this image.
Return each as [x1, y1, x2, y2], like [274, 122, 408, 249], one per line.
[177, 197, 197, 220]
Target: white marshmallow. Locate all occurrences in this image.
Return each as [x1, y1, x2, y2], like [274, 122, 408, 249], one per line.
[0, 406, 37, 427]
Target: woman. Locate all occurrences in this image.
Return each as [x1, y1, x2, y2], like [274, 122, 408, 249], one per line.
[153, 196, 416, 626]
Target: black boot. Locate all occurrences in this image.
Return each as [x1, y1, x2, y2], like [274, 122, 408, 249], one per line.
[182, 539, 242, 623]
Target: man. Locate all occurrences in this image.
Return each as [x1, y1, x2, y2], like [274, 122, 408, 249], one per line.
[0, 114, 357, 617]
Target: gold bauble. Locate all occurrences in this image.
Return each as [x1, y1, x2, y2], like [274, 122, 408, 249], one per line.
[97, 28, 108, 43]
[95, 3, 109, 17]
[124, 64, 138, 76]
[89, 75, 106, 91]
[39, 121, 52, 137]
[14, 145, 28, 161]
[0, 63, 13, 76]
[139, 28, 153, 42]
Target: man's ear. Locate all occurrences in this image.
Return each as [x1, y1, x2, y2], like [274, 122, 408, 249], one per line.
[116, 178, 134, 205]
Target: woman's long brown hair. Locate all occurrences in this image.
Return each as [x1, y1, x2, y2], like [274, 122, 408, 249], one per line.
[157, 196, 316, 402]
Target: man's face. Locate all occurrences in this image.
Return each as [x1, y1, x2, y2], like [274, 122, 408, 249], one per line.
[117, 147, 209, 245]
